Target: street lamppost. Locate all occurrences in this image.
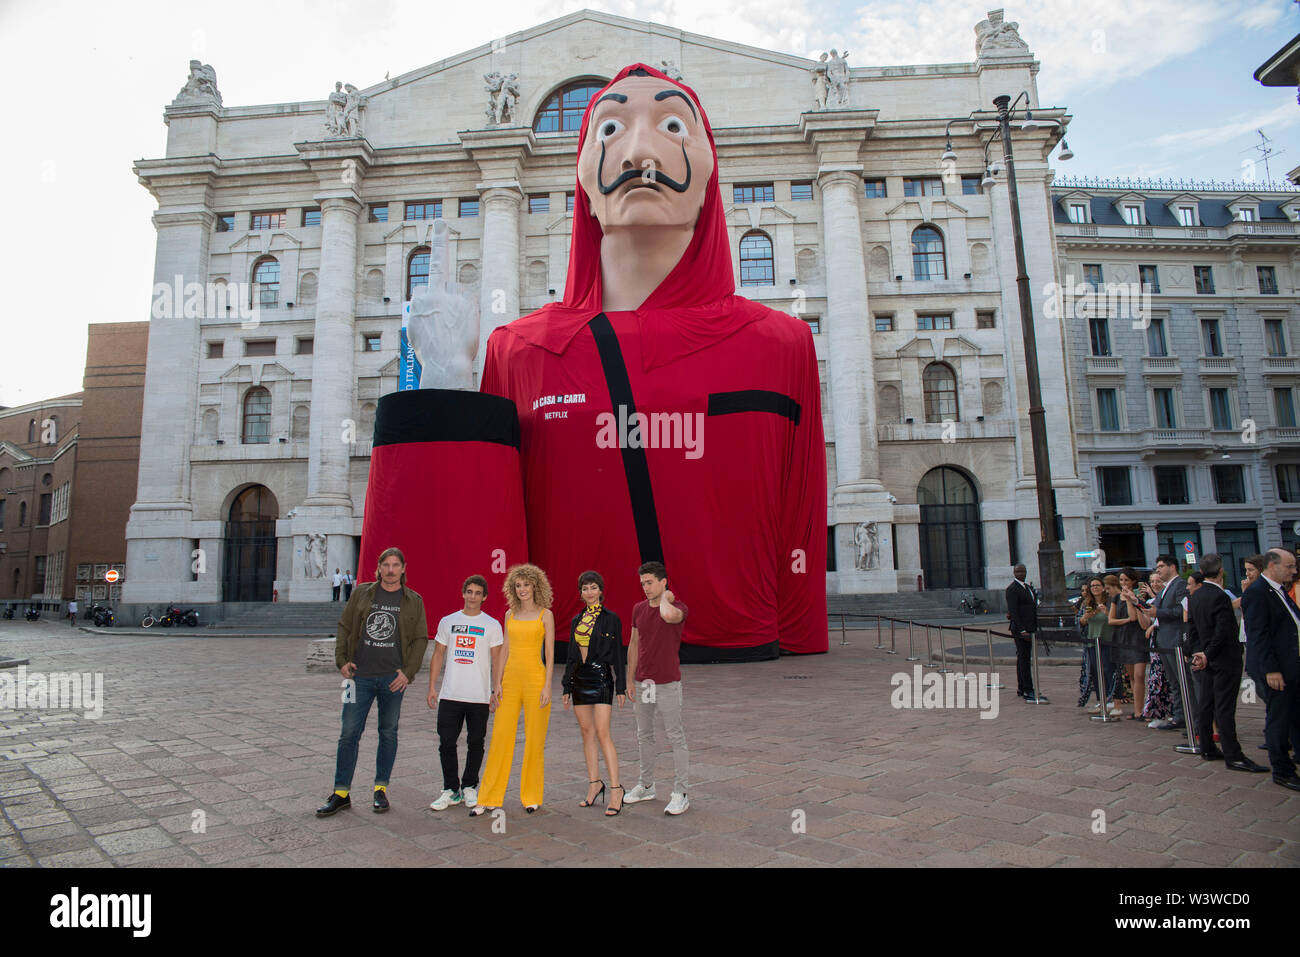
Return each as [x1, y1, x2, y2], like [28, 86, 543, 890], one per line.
[961, 92, 1076, 678]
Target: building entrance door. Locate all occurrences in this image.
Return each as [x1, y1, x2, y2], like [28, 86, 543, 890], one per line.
[222, 485, 278, 602]
[918, 467, 984, 589]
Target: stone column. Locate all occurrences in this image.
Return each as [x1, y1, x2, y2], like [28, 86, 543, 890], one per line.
[1142, 523, 1159, 567]
[124, 158, 220, 604]
[478, 185, 524, 364]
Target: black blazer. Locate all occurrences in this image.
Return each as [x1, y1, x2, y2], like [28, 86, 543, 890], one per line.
[1243, 576, 1300, 683]
[1152, 575, 1188, 651]
[562, 607, 627, 696]
[1005, 579, 1037, 635]
[1185, 582, 1240, 667]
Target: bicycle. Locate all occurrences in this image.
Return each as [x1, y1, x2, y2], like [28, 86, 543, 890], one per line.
[141, 605, 159, 628]
[959, 592, 989, 615]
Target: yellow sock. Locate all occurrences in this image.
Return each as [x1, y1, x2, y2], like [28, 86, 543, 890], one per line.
[334, 789, 348, 798]
[374, 784, 387, 792]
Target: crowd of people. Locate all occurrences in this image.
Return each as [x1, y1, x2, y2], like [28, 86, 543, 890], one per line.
[314, 549, 693, 819]
[1065, 549, 1300, 790]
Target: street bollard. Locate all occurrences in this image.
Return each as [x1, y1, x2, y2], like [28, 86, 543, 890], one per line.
[874, 615, 887, 650]
[906, 620, 919, 662]
[958, 626, 969, 675]
[936, 625, 951, 674]
[985, 628, 1003, 690]
[924, 624, 938, 668]
[1025, 634, 1049, 704]
[839, 613, 848, 647]
[1089, 637, 1118, 723]
[888, 618, 898, 655]
[1169, 648, 1200, 754]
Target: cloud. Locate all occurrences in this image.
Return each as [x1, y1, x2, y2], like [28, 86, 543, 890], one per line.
[1143, 99, 1300, 152]
[1235, 3, 1284, 30]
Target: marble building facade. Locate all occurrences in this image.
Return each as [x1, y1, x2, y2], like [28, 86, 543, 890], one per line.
[124, 9, 1089, 603]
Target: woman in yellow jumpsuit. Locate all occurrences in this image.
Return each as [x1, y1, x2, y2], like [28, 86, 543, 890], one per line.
[470, 564, 555, 814]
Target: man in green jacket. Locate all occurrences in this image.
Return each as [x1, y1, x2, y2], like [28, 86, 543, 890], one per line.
[317, 547, 428, 816]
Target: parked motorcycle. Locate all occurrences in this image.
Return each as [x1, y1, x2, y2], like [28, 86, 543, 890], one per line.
[24, 605, 41, 621]
[90, 603, 115, 628]
[162, 604, 200, 627]
[2, 605, 14, 620]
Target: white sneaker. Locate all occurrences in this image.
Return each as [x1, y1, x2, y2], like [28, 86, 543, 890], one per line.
[623, 784, 656, 804]
[664, 792, 689, 815]
[1147, 718, 1163, 729]
[429, 789, 461, 811]
[1107, 704, 1123, 717]
[1087, 702, 1102, 714]
[461, 785, 478, 808]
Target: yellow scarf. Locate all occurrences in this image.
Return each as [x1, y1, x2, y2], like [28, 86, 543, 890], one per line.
[574, 603, 601, 647]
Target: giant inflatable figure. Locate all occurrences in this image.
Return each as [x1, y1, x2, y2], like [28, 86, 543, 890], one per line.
[360, 63, 827, 660]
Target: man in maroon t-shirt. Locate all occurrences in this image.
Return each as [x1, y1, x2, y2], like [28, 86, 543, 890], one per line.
[624, 561, 691, 815]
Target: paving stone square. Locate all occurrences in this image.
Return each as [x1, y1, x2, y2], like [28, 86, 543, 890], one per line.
[0, 620, 1295, 867]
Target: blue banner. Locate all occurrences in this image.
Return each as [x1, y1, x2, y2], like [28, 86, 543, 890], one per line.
[399, 302, 421, 390]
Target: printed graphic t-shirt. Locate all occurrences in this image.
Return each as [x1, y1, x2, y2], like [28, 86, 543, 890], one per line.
[632, 599, 689, 685]
[435, 611, 505, 704]
[353, 586, 405, 677]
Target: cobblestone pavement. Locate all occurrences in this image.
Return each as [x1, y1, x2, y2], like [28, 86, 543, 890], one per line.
[0, 620, 1295, 868]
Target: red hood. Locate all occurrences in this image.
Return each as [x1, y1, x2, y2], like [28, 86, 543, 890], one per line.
[503, 63, 760, 371]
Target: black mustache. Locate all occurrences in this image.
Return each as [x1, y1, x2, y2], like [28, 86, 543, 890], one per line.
[597, 140, 692, 194]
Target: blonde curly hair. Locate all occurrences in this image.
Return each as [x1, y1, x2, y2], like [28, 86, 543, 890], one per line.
[503, 563, 553, 615]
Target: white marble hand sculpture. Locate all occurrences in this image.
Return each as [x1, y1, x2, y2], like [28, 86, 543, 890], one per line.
[405, 219, 479, 390]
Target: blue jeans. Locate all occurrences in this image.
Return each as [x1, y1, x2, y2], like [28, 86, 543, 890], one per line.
[333, 672, 405, 790]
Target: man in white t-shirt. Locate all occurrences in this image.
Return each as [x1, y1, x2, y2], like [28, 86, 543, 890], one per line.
[426, 575, 505, 810]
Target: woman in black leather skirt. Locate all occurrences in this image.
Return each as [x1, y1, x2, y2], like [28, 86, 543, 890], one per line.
[561, 571, 628, 816]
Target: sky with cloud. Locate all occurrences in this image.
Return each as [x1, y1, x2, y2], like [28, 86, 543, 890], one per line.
[0, 0, 1295, 406]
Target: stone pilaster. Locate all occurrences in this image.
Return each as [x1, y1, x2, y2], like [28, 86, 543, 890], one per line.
[124, 157, 219, 603]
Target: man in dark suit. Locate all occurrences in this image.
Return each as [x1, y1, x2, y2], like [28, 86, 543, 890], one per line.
[1151, 555, 1190, 730]
[1005, 564, 1040, 700]
[1185, 553, 1267, 772]
[1242, 548, 1300, 791]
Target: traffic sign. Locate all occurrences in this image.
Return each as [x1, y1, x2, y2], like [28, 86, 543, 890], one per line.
[1074, 550, 1097, 558]
[1293, 519, 1300, 537]
[1183, 540, 1195, 552]
[104, 569, 119, 583]
[1186, 552, 1197, 565]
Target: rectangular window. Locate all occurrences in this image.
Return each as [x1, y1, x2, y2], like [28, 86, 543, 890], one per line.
[250, 210, 286, 230]
[1209, 388, 1233, 430]
[1239, 208, 1257, 222]
[565, 192, 575, 212]
[874, 314, 895, 332]
[903, 177, 943, 197]
[33, 556, 46, 595]
[216, 213, 236, 232]
[368, 203, 389, 223]
[1258, 266, 1279, 295]
[1098, 467, 1133, 507]
[38, 493, 51, 526]
[405, 200, 442, 220]
[1277, 464, 1300, 503]
[862, 179, 887, 198]
[1147, 315, 1167, 356]
[206, 341, 224, 359]
[1068, 203, 1088, 224]
[917, 314, 953, 331]
[976, 310, 996, 329]
[528, 194, 550, 213]
[0, 499, 5, 530]
[1212, 465, 1245, 504]
[1083, 264, 1103, 290]
[960, 175, 981, 195]
[1276, 387, 1297, 428]
[827, 527, 837, 572]
[1194, 265, 1214, 294]
[243, 339, 275, 357]
[1088, 317, 1111, 356]
[1154, 466, 1189, 505]
[363, 333, 382, 352]
[302, 207, 321, 227]
[1138, 264, 1160, 293]
[1153, 388, 1177, 428]
[1201, 319, 1223, 356]
[295, 337, 314, 355]
[790, 181, 813, 201]
[1265, 319, 1287, 356]
[1123, 204, 1143, 225]
[733, 184, 775, 204]
[1007, 520, 1019, 566]
[803, 316, 821, 334]
[1097, 388, 1120, 431]
[1178, 206, 1196, 227]
[459, 198, 479, 217]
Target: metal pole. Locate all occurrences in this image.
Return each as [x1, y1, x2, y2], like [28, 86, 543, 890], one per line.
[906, 620, 919, 661]
[1025, 633, 1049, 704]
[924, 624, 938, 668]
[985, 628, 1003, 689]
[1090, 637, 1117, 722]
[959, 627, 969, 675]
[874, 615, 887, 650]
[887, 618, 898, 655]
[937, 626, 951, 674]
[838, 613, 848, 647]
[1169, 648, 1200, 754]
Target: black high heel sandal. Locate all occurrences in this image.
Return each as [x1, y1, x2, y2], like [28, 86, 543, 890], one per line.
[605, 785, 625, 817]
[579, 780, 605, 807]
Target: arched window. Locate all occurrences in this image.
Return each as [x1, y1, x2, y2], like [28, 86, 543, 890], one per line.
[27, 419, 36, 443]
[19, 501, 27, 526]
[739, 230, 774, 287]
[923, 362, 958, 423]
[534, 81, 606, 133]
[242, 387, 272, 444]
[912, 225, 947, 281]
[252, 256, 280, 309]
[11, 568, 19, 596]
[407, 246, 430, 300]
